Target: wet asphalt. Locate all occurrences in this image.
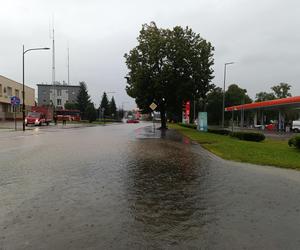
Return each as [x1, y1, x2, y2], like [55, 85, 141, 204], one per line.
[0, 123, 300, 250]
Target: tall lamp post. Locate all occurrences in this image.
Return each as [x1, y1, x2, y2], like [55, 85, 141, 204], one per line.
[222, 62, 234, 128]
[22, 45, 50, 131]
[122, 101, 128, 119]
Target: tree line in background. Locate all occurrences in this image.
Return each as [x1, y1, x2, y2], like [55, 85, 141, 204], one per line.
[64, 82, 120, 122]
[206, 82, 294, 125]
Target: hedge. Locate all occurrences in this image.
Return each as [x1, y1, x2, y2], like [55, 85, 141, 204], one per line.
[179, 124, 230, 135]
[288, 136, 300, 149]
[230, 131, 265, 142]
[208, 129, 230, 135]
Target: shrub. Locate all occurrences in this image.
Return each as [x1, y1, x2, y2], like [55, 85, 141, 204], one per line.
[288, 136, 300, 148]
[208, 129, 230, 135]
[230, 131, 265, 142]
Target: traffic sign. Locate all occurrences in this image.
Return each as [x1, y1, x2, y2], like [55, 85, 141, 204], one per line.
[10, 96, 20, 106]
[149, 102, 157, 111]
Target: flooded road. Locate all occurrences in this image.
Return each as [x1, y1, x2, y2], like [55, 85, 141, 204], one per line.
[0, 123, 300, 249]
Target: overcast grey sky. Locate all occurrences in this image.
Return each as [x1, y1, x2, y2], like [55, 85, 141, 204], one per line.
[1, 0, 300, 108]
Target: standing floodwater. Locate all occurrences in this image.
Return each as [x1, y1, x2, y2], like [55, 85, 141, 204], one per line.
[0, 124, 300, 249]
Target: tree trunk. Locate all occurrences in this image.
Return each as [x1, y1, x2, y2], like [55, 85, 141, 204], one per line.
[160, 104, 167, 129]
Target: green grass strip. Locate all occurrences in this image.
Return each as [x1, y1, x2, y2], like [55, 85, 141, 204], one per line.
[169, 123, 300, 170]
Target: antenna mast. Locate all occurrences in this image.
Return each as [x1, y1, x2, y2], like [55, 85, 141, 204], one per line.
[67, 46, 70, 85]
[52, 27, 55, 85]
[50, 16, 56, 107]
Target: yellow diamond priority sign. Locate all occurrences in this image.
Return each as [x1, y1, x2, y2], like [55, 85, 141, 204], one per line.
[149, 102, 157, 111]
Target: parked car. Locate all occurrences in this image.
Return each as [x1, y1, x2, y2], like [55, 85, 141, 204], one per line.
[126, 119, 139, 124]
[292, 120, 300, 132]
[265, 123, 277, 131]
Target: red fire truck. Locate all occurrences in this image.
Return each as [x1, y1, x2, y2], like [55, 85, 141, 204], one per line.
[55, 109, 81, 122]
[25, 106, 53, 126]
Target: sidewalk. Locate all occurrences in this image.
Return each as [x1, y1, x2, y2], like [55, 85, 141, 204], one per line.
[0, 121, 95, 132]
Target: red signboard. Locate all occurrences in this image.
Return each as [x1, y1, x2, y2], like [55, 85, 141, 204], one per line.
[186, 101, 190, 116]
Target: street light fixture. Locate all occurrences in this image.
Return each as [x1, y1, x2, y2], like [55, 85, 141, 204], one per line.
[22, 45, 50, 131]
[222, 62, 234, 128]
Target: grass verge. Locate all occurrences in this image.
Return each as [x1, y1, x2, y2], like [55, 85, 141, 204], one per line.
[169, 123, 300, 170]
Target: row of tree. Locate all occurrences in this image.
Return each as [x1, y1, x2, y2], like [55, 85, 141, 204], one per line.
[99, 92, 117, 118]
[206, 82, 293, 125]
[64, 83, 120, 122]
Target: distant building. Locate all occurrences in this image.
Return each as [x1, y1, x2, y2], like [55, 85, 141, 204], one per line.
[37, 83, 80, 108]
[0, 75, 35, 121]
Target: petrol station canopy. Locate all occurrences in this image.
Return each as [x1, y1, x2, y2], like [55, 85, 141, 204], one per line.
[225, 96, 300, 112]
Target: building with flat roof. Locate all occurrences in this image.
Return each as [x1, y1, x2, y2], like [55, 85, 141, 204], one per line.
[37, 83, 80, 108]
[0, 75, 35, 121]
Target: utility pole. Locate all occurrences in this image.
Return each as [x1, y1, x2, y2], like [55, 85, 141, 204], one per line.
[222, 62, 234, 128]
[22, 46, 50, 131]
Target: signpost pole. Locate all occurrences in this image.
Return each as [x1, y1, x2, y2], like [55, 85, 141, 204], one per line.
[14, 105, 17, 131]
[153, 112, 155, 132]
[10, 96, 20, 131]
[149, 102, 157, 133]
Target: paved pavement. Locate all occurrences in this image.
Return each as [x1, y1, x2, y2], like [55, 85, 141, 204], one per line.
[0, 123, 300, 249]
[0, 121, 97, 133]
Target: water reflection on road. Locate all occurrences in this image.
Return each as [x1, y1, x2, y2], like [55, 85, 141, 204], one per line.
[0, 124, 300, 249]
[125, 128, 213, 248]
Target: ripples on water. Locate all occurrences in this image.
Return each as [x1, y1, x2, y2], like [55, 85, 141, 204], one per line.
[122, 127, 216, 248]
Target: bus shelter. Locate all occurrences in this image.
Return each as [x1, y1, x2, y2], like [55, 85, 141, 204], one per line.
[225, 96, 300, 131]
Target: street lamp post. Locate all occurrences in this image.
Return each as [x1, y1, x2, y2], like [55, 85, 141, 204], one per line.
[22, 45, 50, 131]
[122, 101, 128, 119]
[222, 62, 234, 128]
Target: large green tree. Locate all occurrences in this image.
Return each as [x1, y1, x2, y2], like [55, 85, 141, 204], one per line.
[255, 92, 276, 102]
[225, 84, 252, 124]
[77, 81, 91, 119]
[271, 82, 292, 99]
[109, 96, 117, 118]
[225, 84, 252, 107]
[85, 102, 97, 123]
[100, 92, 110, 117]
[124, 22, 214, 128]
[206, 87, 223, 125]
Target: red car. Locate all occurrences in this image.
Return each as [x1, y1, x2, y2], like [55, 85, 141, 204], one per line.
[265, 123, 277, 131]
[126, 119, 139, 123]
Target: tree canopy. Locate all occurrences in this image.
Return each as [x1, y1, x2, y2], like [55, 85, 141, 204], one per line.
[206, 87, 223, 125]
[225, 84, 252, 107]
[271, 82, 292, 99]
[124, 22, 214, 128]
[77, 81, 91, 119]
[255, 82, 292, 102]
[255, 92, 276, 102]
[100, 92, 110, 117]
[109, 96, 117, 118]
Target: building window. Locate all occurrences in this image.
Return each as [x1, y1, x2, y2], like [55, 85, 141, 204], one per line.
[15, 89, 19, 97]
[0, 84, 2, 96]
[7, 87, 12, 96]
[57, 89, 61, 96]
[57, 99, 62, 106]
